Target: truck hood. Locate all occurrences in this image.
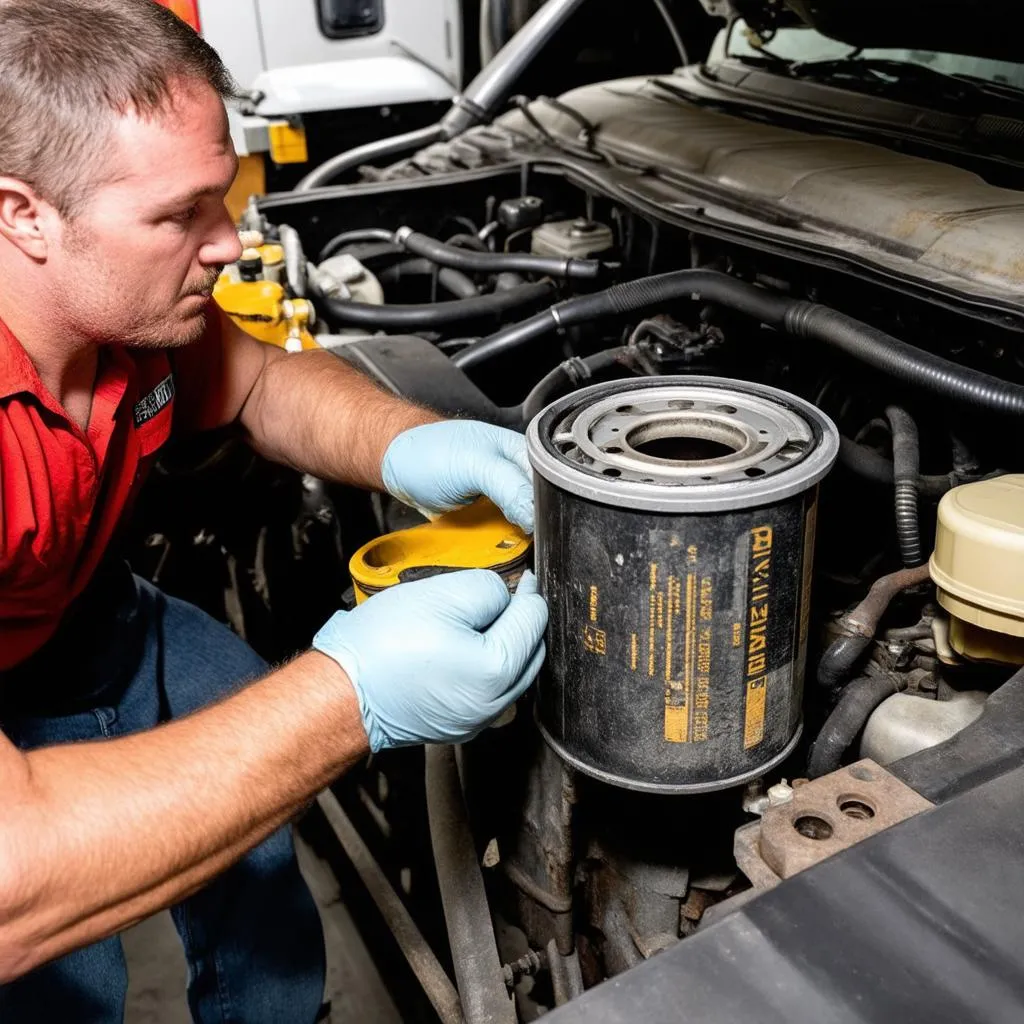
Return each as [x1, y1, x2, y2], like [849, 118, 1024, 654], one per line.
[705, 0, 1021, 63]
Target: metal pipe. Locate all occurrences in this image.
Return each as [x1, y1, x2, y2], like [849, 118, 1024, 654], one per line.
[295, 0, 589, 190]
[277, 223, 307, 297]
[295, 124, 445, 192]
[425, 745, 517, 1024]
[316, 790, 465, 1024]
[440, 0, 590, 137]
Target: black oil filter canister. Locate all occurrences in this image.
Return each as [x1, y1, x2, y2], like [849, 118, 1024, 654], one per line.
[527, 377, 839, 793]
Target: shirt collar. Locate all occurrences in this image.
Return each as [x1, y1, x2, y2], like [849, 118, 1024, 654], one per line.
[0, 317, 44, 400]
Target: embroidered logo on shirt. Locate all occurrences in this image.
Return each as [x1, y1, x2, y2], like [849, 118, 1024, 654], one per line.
[133, 373, 176, 427]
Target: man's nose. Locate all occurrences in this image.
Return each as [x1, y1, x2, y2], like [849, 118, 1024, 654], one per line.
[199, 206, 244, 267]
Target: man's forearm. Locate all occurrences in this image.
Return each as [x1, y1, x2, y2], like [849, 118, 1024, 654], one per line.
[242, 349, 440, 488]
[0, 651, 366, 982]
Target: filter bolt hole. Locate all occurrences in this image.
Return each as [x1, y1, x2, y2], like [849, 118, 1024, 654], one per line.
[838, 797, 875, 821]
[793, 815, 834, 841]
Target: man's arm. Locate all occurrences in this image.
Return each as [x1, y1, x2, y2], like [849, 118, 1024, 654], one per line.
[0, 567, 546, 984]
[0, 652, 366, 982]
[182, 308, 439, 489]
[178, 309, 535, 529]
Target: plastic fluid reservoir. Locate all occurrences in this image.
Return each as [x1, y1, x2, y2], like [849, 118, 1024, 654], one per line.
[930, 474, 1024, 664]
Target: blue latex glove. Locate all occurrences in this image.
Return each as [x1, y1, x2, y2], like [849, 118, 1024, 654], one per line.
[381, 420, 535, 533]
[313, 569, 548, 751]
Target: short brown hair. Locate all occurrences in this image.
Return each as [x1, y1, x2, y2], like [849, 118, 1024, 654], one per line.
[0, 0, 237, 215]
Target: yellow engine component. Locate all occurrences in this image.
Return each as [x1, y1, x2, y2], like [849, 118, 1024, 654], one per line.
[268, 120, 309, 165]
[930, 474, 1024, 664]
[350, 499, 533, 604]
[213, 276, 318, 352]
[225, 154, 267, 223]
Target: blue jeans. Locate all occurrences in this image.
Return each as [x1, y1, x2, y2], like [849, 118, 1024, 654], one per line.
[0, 570, 326, 1023]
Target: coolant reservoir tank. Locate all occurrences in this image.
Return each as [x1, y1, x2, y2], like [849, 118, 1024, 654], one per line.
[531, 218, 613, 260]
[349, 499, 532, 604]
[930, 474, 1024, 663]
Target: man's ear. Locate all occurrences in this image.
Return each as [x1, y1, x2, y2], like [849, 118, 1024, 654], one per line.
[0, 177, 50, 260]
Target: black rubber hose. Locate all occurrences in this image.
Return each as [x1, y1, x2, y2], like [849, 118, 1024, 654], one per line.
[885, 406, 925, 567]
[426, 745, 517, 1024]
[816, 564, 932, 693]
[808, 670, 902, 778]
[318, 281, 555, 333]
[451, 270, 1024, 417]
[451, 270, 792, 369]
[817, 634, 873, 693]
[377, 259, 481, 299]
[838, 437, 954, 500]
[784, 303, 1024, 416]
[507, 346, 631, 427]
[396, 227, 601, 281]
[318, 228, 394, 262]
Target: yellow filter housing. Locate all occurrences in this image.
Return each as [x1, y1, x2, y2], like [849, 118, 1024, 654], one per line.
[350, 498, 532, 604]
[930, 474, 1024, 663]
[212, 277, 318, 351]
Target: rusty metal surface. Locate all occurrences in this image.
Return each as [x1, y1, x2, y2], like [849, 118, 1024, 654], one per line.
[503, 738, 577, 956]
[500, 77, 1024, 307]
[755, 760, 934, 879]
[732, 821, 782, 890]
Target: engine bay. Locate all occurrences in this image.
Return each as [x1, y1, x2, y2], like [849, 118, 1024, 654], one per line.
[129, 67, 1024, 1020]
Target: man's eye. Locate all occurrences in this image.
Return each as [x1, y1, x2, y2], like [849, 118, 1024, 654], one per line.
[171, 205, 199, 225]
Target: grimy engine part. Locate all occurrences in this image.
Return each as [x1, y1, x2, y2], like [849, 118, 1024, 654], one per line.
[349, 498, 532, 604]
[527, 377, 839, 793]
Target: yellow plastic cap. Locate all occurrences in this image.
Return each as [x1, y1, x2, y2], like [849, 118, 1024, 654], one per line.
[930, 474, 1024, 638]
[259, 243, 285, 266]
[349, 499, 531, 603]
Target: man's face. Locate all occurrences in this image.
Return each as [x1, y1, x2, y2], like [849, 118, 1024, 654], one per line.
[49, 78, 242, 348]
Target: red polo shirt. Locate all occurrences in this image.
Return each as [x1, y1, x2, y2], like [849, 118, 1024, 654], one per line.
[0, 315, 225, 670]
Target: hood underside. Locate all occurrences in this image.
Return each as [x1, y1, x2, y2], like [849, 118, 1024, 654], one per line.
[707, 0, 1022, 64]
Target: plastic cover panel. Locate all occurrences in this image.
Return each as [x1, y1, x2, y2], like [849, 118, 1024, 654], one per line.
[502, 77, 1024, 304]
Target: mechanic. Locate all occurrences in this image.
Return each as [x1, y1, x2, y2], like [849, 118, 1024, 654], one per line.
[0, 1, 548, 1020]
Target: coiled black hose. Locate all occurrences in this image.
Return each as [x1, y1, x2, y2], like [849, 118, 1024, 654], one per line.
[395, 227, 602, 281]
[807, 669, 902, 778]
[885, 406, 924, 567]
[318, 281, 555, 333]
[451, 270, 1024, 418]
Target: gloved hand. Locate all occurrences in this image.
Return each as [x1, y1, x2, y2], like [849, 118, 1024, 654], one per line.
[313, 569, 548, 751]
[381, 420, 535, 533]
